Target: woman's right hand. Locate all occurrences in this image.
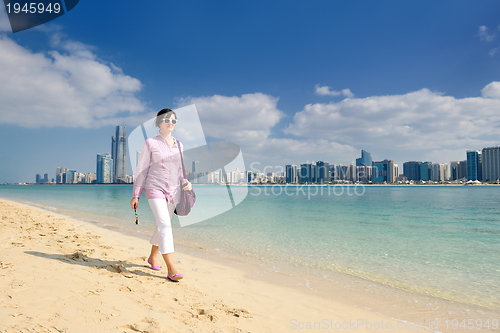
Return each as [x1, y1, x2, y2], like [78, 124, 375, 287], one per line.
[130, 197, 139, 209]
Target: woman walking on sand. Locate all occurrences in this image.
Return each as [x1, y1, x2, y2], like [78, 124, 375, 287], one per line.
[130, 108, 192, 282]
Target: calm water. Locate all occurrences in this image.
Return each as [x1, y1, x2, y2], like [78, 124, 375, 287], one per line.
[1, 184, 499, 310]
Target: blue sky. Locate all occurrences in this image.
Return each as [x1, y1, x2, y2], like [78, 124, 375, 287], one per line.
[1, 1, 500, 183]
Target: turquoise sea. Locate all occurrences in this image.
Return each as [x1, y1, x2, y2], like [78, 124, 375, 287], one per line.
[1, 184, 499, 311]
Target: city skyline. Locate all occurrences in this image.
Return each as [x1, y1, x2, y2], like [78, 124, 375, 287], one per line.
[2, 2, 500, 183]
[28, 142, 500, 185]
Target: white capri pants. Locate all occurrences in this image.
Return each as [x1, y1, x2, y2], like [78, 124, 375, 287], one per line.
[148, 199, 176, 254]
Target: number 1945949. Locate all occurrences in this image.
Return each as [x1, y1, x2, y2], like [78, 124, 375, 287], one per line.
[444, 318, 498, 330]
[6, 3, 61, 14]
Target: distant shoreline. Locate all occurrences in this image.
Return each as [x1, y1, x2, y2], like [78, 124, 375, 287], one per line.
[3, 182, 498, 186]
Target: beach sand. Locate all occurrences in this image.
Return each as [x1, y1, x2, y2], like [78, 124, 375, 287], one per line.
[0, 198, 458, 332]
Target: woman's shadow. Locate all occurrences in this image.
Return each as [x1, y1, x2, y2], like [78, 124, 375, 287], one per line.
[25, 250, 161, 279]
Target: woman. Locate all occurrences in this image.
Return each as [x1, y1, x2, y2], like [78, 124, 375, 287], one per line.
[130, 108, 192, 282]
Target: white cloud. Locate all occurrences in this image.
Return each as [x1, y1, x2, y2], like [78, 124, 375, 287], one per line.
[315, 84, 354, 98]
[284, 86, 500, 159]
[175, 93, 360, 168]
[481, 81, 500, 99]
[176, 93, 285, 146]
[0, 34, 146, 128]
[174, 85, 500, 168]
[478, 25, 496, 42]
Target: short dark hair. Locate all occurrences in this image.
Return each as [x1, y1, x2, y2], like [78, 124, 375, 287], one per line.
[155, 108, 177, 127]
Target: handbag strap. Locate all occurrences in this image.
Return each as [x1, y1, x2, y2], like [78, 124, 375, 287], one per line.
[176, 139, 187, 179]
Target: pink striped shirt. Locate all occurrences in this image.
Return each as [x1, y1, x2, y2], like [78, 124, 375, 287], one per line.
[132, 135, 184, 204]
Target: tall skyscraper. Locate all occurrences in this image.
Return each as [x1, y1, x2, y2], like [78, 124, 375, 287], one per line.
[333, 165, 352, 181]
[299, 163, 313, 183]
[403, 161, 421, 181]
[431, 163, 448, 181]
[192, 161, 200, 173]
[450, 161, 467, 181]
[56, 166, 67, 184]
[372, 159, 395, 183]
[482, 146, 500, 181]
[316, 161, 330, 183]
[467, 150, 482, 181]
[66, 170, 77, 184]
[420, 162, 432, 181]
[96, 153, 113, 184]
[112, 126, 127, 183]
[356, 165, 372, 182]
[285, 165, 298, 183]
[356, 150, 372, 167]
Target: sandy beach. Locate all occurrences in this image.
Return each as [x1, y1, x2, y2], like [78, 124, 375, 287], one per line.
[0, 198, 468, 332]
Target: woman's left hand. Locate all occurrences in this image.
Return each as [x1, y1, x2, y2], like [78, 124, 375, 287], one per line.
[182, 180, 192, 191]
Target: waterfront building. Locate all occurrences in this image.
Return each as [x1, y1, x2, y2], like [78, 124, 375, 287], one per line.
[419, 162, 432, 181]
[332, 164, 352, 181]
[192, 161, 199, 173]
[246, 171, 257, 183]
[450, 161, 467, 181]
[394, 164, 399, 181]
[65, 170, 77, 184]
[356, 150, 372, 167]
[431, 163, 448, 181]
[56, 166, 67, 184]
[482, 146, 500, 181]
[111, 126, 127, 183]
[403, 161, 421, 181]
[395, 175, 408, 183]
[285, 165, 298, 183]
[83, 173, 97, 184]
[316, 161, 330, 183]
[466, 150, 482, 181]
[372, 159, 395, 183]
[96, 153, 113, 184]
[299, 163, 313, 183]
[356, 165, 372, 182]
[459, 160, 467, 180]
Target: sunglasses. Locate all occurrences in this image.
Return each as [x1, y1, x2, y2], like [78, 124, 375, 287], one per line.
[162, 118, 177, 124]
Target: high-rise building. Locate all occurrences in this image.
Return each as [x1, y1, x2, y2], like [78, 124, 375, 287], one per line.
[316, 161, 330, 183]
[420, 162, 432, 181]
[356, 166, 372, 182]
[403, 161, 421, 181]
[285, 165, 298, 183]
[299, 163, 313, 183]
[372, 159, 395, 183]
[450, 161, 467, 181]
[112, 126, 127, 183]
[56, 166, 67, 184]
[65, 170, 77, 184]
[467, 150, 482, 181]
[96, 153, 113, 184]
[459, 160, 467, 180]
[356, 150, 372, 167]
[332, 165, 352, 181]
[482, 146, 500, 181]
[431, 163, 448, 181]
[192, 161, 199, 173]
